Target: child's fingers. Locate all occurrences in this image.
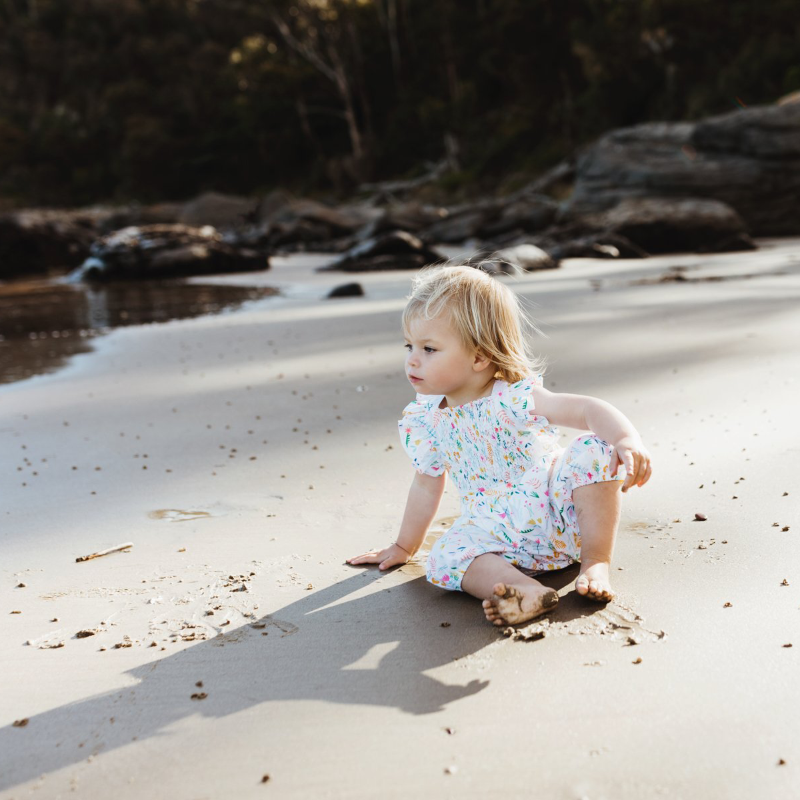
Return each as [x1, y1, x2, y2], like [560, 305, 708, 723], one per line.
[638, 459, 653, 487]
[621, 452, 637, 492]
[610, 450, 621, 477]
[346, 551, 381, 565]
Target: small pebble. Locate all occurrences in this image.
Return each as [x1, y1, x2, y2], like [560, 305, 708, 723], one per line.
[723, 602, 732, 608]
[783, 644, 793, 648]
[694, 513, 707, 522]
[12, 719, 29, 728]
[444, 765, 458, 775]
[261, 774, 271, 784]
[440, 622, 451, 628]
[632, 657, 643, 664]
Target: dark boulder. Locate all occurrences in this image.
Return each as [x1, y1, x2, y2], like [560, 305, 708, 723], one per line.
[526, 222, 651, 261]
[567, 103, 800, 236]
[582, 197, 755, 254]
[319, 231, 445, 272]
[72, 224, 268, 282]
[327, 282, 365, 298]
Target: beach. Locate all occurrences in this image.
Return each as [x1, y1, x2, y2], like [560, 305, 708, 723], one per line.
[2, 240, 799, 799]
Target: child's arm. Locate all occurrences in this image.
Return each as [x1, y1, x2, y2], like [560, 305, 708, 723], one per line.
[347, 471, 446, 570]
[531, 387, 652, 492]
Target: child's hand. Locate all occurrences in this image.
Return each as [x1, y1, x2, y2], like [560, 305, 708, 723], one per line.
[611, 436, 652, 492]
[346, 543, 412, 571]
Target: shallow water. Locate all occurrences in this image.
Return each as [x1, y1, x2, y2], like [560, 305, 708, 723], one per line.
[0, 279, 278, 384]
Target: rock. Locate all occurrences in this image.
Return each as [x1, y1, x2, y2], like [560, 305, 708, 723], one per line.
[354, 202, 447, 240]
[422, 201, 504, 243]
[468, 244, 558, 274]
[72, 224, 268, 281]
[0, 210, 94, 278]
[327, 282, 365, 298]
[582, 197, 753, 254]
[319, 231, 445, 272]
[523, 221, 650, 261]
[178, 191, 260, 230]
[493, 243, 558, 272]
[567, 104, 800, 236]
[477, 194, 559, 238]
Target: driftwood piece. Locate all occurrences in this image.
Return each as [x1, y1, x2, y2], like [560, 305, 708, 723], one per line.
[76, 542, 133, 563]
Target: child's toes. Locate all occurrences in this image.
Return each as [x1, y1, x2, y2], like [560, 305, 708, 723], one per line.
[492, 582, 509, 599]
[575, 574, 590, 596]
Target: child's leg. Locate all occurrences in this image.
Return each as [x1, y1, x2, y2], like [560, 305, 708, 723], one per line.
[572, 480, 622, 602]
[461, 553, 558, 626]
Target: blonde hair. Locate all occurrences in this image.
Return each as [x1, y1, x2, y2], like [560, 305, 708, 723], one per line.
[402, 265, 545, 383]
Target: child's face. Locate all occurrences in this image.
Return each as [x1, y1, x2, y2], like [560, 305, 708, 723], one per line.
[404, 314, 482, 398]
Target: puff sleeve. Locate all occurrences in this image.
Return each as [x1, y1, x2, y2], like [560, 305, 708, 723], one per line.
[398, 397, 445, 477]
[494, 375, 542, 430]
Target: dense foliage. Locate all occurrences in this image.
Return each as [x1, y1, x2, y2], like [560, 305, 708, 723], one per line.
[1, 0, 797, 206]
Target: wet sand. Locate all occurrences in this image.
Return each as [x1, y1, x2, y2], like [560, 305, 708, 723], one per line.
[1, 240, 799, 799]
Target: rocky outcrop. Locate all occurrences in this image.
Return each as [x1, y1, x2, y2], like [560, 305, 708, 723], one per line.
[581, 197, 754, 254]
[319, 231, 445, 272]
[72, 225, 268, 282]
[567, 103, 800, 236]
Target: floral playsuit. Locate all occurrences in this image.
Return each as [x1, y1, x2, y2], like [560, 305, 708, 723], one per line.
[399, 376, 622, 591]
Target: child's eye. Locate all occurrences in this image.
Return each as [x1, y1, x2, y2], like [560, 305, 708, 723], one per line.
[424, 346, 437, 353]
[404, 343, 412, 351]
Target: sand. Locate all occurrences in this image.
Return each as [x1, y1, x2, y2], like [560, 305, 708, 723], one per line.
[1, 240, 799, 799]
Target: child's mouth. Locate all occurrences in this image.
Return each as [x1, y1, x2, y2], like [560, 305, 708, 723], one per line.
[408, 375, 422, 383]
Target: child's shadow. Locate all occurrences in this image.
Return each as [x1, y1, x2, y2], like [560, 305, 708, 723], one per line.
[1, 567, 493, 791]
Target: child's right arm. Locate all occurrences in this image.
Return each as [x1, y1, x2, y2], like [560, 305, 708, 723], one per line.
[346, 471, 446, 571]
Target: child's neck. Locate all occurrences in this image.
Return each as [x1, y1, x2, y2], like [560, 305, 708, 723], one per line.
[443, 375, 497, 408]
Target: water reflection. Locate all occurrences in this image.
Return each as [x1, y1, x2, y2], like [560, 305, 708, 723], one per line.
[0, 280, 278, 384]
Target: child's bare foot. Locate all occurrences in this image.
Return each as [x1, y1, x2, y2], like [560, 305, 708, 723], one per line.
[575, 560, 615, 602]
[482, 582, 559, 626]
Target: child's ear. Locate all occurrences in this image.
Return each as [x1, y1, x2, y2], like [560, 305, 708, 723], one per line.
[473, 350, 493, 372]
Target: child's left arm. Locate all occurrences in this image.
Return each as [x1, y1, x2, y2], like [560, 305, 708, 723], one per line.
[531, 387, 652, 492]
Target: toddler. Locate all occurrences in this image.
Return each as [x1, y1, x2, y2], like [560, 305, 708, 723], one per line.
[347, 266, 651, 626]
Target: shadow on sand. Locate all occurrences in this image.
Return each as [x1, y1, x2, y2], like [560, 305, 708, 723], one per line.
[1, 561, 593, 791]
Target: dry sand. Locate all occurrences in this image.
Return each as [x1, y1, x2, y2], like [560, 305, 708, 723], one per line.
[1, 240, 799, 799]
